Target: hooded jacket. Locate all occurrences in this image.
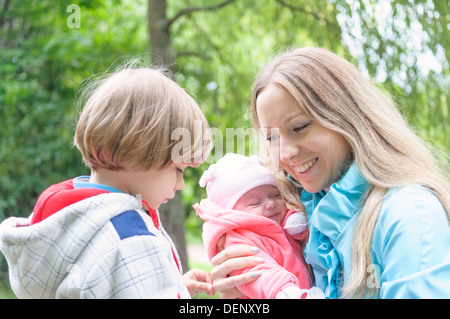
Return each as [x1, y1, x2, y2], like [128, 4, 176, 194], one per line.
[0, 178, 189, 299]
[194, 199, 312, 299]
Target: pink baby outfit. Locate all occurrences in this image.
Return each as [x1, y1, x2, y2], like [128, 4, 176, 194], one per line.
[195, 153, 315, 299]
[194, 199, 311, 299]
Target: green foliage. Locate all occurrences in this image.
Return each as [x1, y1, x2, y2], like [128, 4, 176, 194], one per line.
[0, 0, 148, 219]
[335, 0, 449, 154]
[0, 0, 448, 283]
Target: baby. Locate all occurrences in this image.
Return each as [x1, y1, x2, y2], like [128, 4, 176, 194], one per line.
[194, 153, 324, 299]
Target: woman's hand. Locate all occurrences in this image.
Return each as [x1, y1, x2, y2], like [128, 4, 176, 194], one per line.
[210, 245, 263, 299]
[183, 269, 215, 297]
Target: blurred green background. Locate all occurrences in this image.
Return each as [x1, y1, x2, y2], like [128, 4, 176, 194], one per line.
[0, 0, 448, 298]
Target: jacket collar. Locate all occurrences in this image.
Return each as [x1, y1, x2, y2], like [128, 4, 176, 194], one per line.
[301, 162, 370, 242]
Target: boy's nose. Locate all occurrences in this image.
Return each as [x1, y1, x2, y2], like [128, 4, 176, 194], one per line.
[175, 174, 185, 191]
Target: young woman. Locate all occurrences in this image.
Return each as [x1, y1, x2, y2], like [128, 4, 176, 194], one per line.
[210, 47, 450, 298]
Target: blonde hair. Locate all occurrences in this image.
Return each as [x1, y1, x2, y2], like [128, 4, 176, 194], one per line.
[74, 63, 211, 171]
[251, 47, 450, 298]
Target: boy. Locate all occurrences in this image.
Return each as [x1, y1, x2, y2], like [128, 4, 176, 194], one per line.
[0, 66, 214, 298]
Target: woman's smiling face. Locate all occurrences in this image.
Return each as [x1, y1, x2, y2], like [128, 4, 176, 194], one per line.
[255, 84, 351, 193]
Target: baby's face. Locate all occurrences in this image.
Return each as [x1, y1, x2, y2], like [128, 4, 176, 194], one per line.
[233, 185, 288, 225]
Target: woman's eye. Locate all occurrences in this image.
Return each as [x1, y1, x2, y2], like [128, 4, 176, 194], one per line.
[266, 134, 279, 142]
[176, 167, 184, 174]
[263, 128, 279, 142]
[293, 122, 312, 133]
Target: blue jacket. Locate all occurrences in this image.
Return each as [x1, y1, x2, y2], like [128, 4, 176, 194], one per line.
[302, 163, 450, 298]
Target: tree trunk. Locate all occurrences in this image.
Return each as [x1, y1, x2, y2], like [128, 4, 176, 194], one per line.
[148, 0, 175, 70]
[148, 0, 188, 272]
[159, 191, 188, 272]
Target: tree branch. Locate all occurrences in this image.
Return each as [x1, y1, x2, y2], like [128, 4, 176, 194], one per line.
[176, 51, 211, 60]
[276, 0, 335, 26]
[167, 0, 236, 26]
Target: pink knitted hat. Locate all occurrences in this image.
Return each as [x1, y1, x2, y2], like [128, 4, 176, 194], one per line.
[199, 153, 277, 209]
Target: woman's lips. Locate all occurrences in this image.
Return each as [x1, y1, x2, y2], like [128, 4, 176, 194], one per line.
[293, 157, 318, 176]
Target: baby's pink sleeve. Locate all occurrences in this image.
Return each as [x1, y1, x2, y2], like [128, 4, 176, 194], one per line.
[226, 230, 301, 299]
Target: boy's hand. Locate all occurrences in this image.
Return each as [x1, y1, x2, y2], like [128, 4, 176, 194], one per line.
[183, 269, 215, 297]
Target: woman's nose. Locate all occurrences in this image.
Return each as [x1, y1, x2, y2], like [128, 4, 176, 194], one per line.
[279, 135, 298, 164]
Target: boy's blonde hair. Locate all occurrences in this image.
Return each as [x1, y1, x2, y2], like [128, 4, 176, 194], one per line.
[251, 47, 450, 298]
[74, 64, 211, 171]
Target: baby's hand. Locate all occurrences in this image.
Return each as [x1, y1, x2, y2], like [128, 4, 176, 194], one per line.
[182, 269, 215, 297]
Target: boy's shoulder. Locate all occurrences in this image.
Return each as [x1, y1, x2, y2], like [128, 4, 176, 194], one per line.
[31, 179, 109, 224]
[111, 210, 157, 240]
